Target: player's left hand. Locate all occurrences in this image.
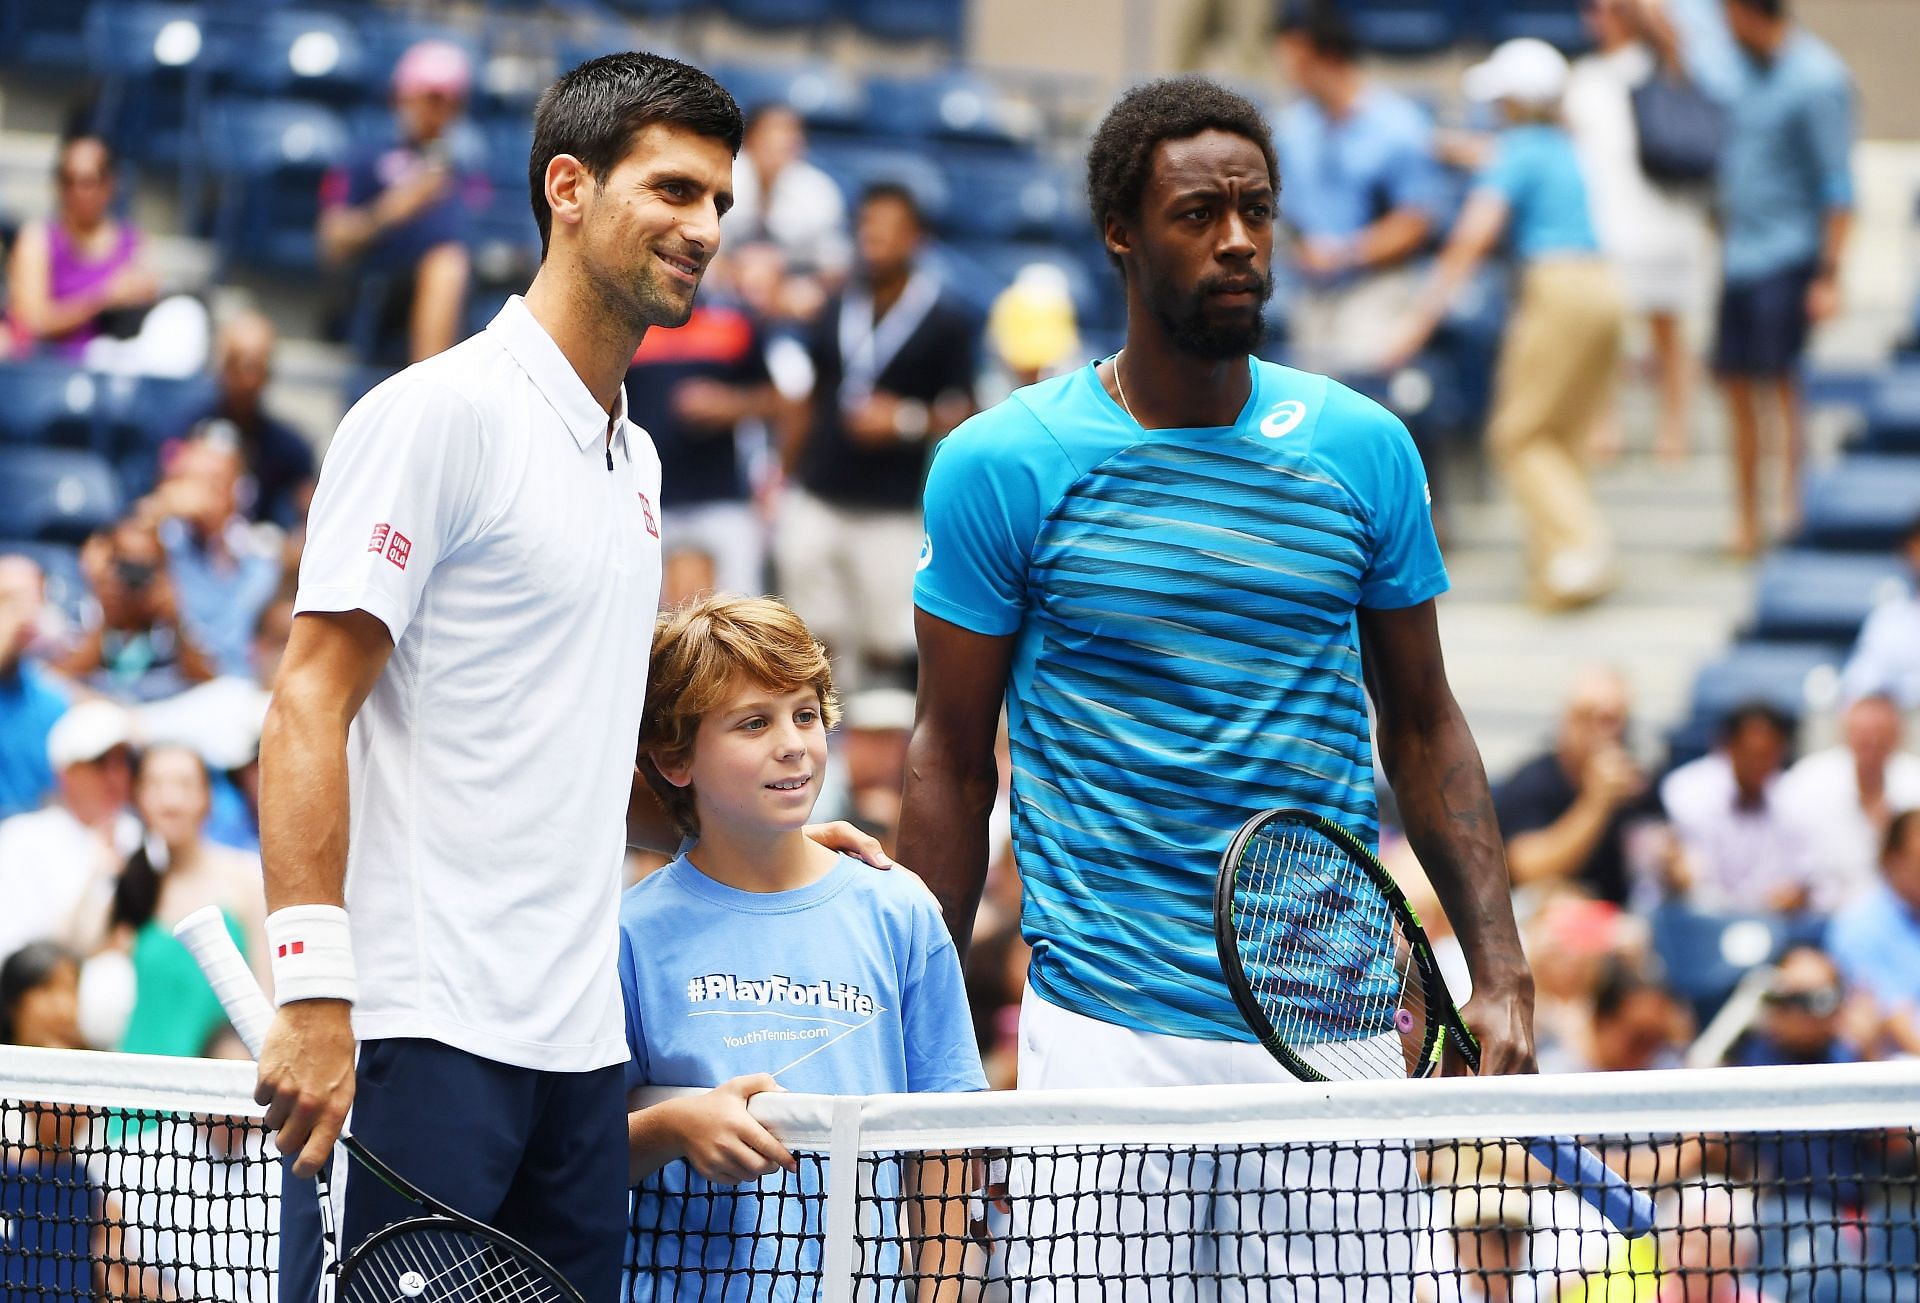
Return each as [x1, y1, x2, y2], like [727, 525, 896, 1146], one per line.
[1454, 980, 1537, 1076]
[804, 821, 897, 869]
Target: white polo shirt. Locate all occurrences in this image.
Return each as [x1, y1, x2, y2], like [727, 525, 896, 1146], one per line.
[295, 297, 662, 1071]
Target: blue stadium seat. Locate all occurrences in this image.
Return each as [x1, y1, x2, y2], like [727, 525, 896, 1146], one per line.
[1649, 901, 1783, 1026]
[0, 362, 106, 449]
[85, 3, 223, 169]
[203, 98, 349, 272]
[0, 540, 87, 621]
[938, 151, 1074, 241]
[1333, 0, 1466, 56]
[806, 138, 951, 227]
[0, 0, 91, 71]
[713, 62, 868, 132]
[717, 0, 836, 28]
[1799, 456, 1920, 551]
[0, 447, 124, 543]
[206, 9, 374, 105]
[864, 72, 1036, 149]
[1473, 0, 1593, 53]
[1750, 549, 1909, 646]
[840, 0, 964, 45]
[1668, 640, 1840, 765]
[97, 372, 222, 500]
[1859, 366, 1920, 454]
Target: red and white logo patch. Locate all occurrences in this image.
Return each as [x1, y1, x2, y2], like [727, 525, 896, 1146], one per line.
[276, 940, 306, 958]
[385, 531, 412, 570]
[637, 492, 659, 540]
[367, 523, 391, 555]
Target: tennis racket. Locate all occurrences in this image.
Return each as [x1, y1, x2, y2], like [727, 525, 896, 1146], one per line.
[1212, 809, 1659, 1238]
[173, 906, 585, 1303]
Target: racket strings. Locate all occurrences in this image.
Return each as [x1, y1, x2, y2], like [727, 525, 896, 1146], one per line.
[345, 1223, 568, 1303]
[1233, 821, 1427, 1080]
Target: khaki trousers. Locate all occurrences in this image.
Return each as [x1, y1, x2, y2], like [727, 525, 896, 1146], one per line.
[1487, 259, 1625, 606]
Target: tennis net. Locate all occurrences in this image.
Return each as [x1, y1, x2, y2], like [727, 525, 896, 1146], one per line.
[4, 1045, 1919, 1300]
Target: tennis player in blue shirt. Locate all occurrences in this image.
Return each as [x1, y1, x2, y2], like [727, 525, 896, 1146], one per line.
[902, 76, 1534, 1299]
[619, 594, 984, 1301]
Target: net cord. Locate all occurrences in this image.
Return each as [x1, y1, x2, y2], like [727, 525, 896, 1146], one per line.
[11, 1046, 1920, 1146]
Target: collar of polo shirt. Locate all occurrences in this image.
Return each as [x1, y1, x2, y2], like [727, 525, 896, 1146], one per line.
[487, 296, 634, 460]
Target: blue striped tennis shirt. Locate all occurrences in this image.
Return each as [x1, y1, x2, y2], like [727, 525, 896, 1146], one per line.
[915, 359, 1448, 1041]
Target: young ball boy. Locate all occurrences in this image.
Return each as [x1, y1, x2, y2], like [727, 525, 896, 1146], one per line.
[618, 594, 985, 1299]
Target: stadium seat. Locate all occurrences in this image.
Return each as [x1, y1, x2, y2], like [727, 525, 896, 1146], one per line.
[1798, 456, 1920, 551]
[864, 73, 1037, 149]
[203, 98, 350, 272]
[97, 372, 222, 500]
[713, 62, 868, 132]
[1667, 640, 1841, 765]
[716, 0, 836, 28]
[0, 361, 106, 449]
[85, 2, 222, 169]
[1749, 549, 1910, 646]
[1649, 900, 1783, 1026]
[1333, 0, 1466, 56]
[0, 539, 88, 621]
[205, 9, 374, 106]
[0, 447, 124, 544]
[937, 151, 1074, 241]
[0, 0, 91, 71]
[806, 138, 951, 227]
[840, 0, 965, 45]
[1858, 365, 1920, 454]
[1473, 0, 1593, 53]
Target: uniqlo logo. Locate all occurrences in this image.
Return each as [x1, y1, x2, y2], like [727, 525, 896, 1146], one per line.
[276, 941, 306, 958]
[368, 523, 391, 554]
[637, 492, 659, 539]
[385, 532, 412, 570]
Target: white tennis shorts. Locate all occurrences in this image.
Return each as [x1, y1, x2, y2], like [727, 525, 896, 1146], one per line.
[1002, 989, 1425, 1301]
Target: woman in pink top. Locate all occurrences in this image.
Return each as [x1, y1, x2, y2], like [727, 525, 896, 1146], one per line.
[7, 134, 157, 360]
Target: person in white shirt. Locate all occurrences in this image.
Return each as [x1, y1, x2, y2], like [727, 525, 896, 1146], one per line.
[1839, 513, 1920, 708]
[255, 52, 883, 1303]
[1563, 0, 1711, 461]
[1776, 693, 1920, 910]
[723, 102, 851, 282]
[0, 699, 140, 966]
[1658, 702, 1818, 912]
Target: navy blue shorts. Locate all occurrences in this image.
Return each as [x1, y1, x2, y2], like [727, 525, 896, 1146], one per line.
[278, 1038, 627, 1303]
[1713, 262, 1818, 379]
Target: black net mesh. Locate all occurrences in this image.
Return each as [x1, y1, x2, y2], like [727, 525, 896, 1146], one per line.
[6, 1085, 1919, 1300]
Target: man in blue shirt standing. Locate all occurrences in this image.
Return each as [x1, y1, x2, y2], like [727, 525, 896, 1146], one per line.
[0, 556, 68, 820]
[1713, 0, 1855, 558]
[1271, 1, 1442, 377]
[903, 76, 1534, 1297]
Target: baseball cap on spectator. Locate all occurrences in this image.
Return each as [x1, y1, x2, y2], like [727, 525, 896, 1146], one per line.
[1463, 38, 1569, 107]
[393, 40, 472, 100]
[845, 688, 918, 734]
[47, 700, 134, 771]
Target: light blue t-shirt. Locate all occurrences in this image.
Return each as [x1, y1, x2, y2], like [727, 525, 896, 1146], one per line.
[0, 661, 68, 820]
[1277, 86, 1443, 256]
[618, 853, 984, 1301]
[1475, 123, 1599, 261]
[1827, 883, 1920, 1013]
[915, 360, 1447, 1043]
[1715, 28, 1855, 285]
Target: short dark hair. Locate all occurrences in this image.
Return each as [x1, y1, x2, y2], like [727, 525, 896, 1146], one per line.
[528, 51, 744, 258]
[856, 180, 925, 230]
[1886, 808, 1920, 865]
[1717, 699, 1796, 745]
[1085, 77, 1279, 270]
[0, 940, 77, 1046]
[1273, 0, 1361, 62]
[1727, 0, 1786, 17]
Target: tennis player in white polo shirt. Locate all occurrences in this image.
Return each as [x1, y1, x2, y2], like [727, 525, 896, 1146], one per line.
[254, 53, 884, 1301]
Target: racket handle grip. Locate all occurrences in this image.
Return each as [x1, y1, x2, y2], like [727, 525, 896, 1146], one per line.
[1526, 1135, 1659, 1238]
[174, 905, 277, 1059]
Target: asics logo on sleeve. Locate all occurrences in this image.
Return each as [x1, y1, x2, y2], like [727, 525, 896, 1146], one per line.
[1259, 401, 1308, 439]
[916, 534, 933, 572]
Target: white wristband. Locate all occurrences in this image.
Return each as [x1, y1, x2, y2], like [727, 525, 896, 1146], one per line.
[266, 905, 358, 1007]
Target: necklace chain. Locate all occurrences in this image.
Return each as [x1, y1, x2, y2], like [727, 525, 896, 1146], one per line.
[1113, 349, 1137, 424]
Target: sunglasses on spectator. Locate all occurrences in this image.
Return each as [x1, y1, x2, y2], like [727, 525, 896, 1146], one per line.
[1762, 986, 1843, 1016]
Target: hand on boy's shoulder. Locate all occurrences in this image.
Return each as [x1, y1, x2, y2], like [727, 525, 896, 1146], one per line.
[803, 820, 896, 870]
